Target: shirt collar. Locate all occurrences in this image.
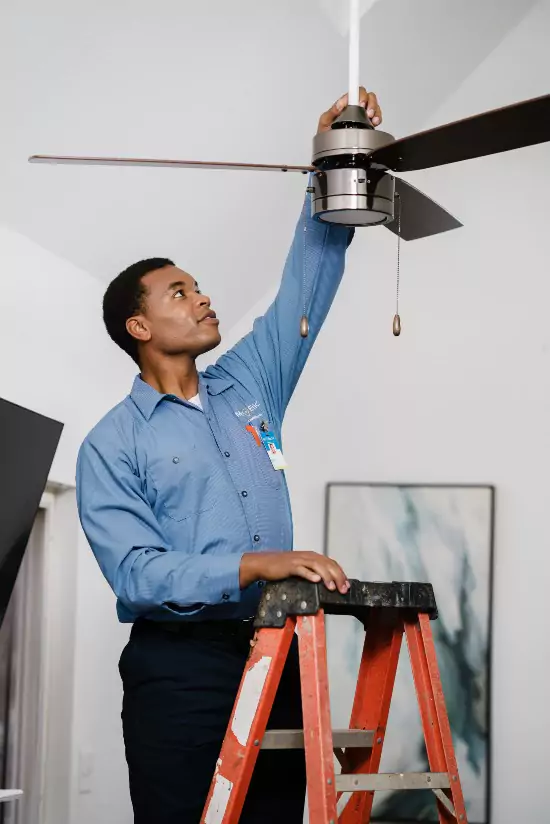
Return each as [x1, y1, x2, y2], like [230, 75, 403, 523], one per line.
[129, 375, 166, 420]
[129, 373, 234, 420]
[203, 375, 234, 395]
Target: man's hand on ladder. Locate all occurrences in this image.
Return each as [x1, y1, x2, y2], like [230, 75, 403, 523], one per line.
[239, 551, 350, 594]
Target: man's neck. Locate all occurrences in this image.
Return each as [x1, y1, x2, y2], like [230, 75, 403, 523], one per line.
[140, 356, 200, 401]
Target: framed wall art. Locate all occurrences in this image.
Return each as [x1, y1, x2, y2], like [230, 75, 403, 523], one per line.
[324, 483, 494, 823]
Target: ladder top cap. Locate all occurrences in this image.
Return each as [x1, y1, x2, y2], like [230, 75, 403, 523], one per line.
[255, 579, 438, 629]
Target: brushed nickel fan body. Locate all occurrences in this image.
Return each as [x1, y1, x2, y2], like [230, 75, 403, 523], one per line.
[311, 107, 396, 227]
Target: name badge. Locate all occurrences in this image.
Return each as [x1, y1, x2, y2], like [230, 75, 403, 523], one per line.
[246, 421, 287, 471]
[259, 428, 287, 471]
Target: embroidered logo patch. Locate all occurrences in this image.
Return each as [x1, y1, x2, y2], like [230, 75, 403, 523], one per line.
[234, 401, 261, 419]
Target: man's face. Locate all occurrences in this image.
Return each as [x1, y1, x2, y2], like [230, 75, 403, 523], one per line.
[128, 265, 221, 360]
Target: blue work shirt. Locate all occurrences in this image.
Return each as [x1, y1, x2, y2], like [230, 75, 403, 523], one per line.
[76, 193, 353, 623]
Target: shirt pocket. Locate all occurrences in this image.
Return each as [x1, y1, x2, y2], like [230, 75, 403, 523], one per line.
[240, 427, 282, 490]
[148, 444, 219, 522]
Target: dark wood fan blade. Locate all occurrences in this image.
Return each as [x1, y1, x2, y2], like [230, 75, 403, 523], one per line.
[370, 94, 550, 172]
[28, 155, 314, 173]
[386, 177, 462, 241]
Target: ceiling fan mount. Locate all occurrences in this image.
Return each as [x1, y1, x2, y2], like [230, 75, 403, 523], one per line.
[331, 103, 375, 129]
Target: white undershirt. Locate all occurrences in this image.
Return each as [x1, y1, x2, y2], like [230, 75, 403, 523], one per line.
[187, 393, 202, 410]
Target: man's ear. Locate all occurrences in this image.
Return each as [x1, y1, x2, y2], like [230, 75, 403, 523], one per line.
[126, 315, 152, 344]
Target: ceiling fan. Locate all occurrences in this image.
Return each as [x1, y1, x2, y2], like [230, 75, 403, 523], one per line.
[29, 0, 550, 336]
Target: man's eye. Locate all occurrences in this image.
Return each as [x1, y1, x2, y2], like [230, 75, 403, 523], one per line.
[174, 289, 185, 298]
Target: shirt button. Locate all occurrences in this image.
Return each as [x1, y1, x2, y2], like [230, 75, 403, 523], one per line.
[241, 490, 248, 498]
[224, 451, 230, 458]
[257, 581, 264, 589]
[222, 593, 229, 601]
[172, 457, 180, 464]
[253, 535, 260, 542]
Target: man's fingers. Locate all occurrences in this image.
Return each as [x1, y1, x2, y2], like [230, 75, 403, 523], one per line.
[309, 559, 348, 594]
[299, 558, 336, 590]
[302, 560, 333, 589]
[327, 561, 349, 594]
[333, 92, 348, 114]
[368, 93, 382, 125]
[318, 89, 382, 133]
[295, 566, 322, 583]
[292, 552, 349, 594]
[317, 93, 348, 132]
[358, 87, 382, 125]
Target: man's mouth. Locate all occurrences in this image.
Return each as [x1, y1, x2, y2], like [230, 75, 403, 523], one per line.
[200, 310, 219, 325]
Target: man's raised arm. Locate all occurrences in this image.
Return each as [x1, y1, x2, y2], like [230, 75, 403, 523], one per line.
[210, 88, 382, 421]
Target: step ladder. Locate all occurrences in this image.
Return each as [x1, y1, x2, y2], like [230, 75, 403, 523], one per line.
[201, 578, 468, 823]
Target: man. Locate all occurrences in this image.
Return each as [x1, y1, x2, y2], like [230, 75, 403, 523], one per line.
[77, 87, 382, 823]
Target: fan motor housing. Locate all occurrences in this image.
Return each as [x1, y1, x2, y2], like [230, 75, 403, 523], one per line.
[311, 126, 396, 227]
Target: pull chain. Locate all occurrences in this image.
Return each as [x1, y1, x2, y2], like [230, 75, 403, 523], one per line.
[393, 192, 402, 337]
[300, 198, 309, 338]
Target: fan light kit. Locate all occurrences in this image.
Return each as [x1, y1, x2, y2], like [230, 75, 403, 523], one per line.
[29, 0, 550, 338]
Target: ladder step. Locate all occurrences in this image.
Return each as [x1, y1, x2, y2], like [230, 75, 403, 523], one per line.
[336, 772, 451, 793]
[261, 728, 374, 750]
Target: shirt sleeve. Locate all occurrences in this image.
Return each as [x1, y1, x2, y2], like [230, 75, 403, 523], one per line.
[211, 189, 354, 422]
[76, 427, 243, 618]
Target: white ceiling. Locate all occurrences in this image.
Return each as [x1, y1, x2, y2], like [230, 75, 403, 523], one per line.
[319, 0, 383, 35]
[0, 0, 537, 331]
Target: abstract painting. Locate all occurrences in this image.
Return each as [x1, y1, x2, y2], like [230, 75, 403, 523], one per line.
[324, 483, 494, 823]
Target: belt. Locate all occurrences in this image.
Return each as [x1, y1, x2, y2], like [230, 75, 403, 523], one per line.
[138, 618, 256, 643]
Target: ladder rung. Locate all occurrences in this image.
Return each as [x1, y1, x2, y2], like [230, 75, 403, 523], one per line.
[261, 729, 374, 750]
[336, 772, 451, 793]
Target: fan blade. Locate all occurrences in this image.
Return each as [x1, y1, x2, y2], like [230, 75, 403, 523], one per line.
[386, 178, 462, 241]
[28, 155, 314, 174]
[370, 94, 550, 172]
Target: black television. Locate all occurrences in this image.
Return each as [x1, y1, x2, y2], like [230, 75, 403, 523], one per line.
[0, 397, 63, 626]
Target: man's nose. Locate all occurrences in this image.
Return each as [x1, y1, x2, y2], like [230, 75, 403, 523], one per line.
[197, 293, 211, 307]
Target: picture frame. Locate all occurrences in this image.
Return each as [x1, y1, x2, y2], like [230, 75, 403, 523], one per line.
[323, 482, 495, 824]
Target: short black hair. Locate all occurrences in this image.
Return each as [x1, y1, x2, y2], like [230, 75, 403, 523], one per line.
[103, 257, 175, 365]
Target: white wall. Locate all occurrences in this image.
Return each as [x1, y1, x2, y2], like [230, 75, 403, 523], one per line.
[0, 226, 135, 486]
[270, 4, 548, 823]
[0, 225, 136, 822]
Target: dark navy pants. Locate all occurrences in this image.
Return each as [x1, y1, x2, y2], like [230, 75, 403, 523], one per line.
[119, 619, 306, 823]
